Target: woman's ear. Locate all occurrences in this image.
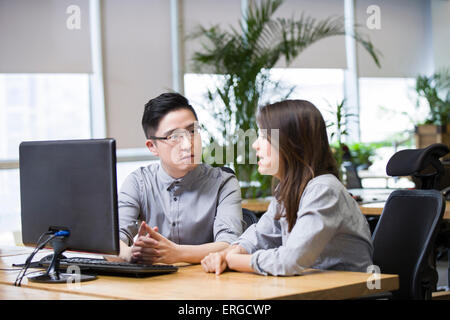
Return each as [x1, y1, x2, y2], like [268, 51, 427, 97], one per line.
[146, 139, 159, 157]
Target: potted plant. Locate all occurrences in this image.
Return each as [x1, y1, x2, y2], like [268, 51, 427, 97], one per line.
[414, 68, 450, 149]
[327, 99, 356, 181]
[190, 0, 380, 198]
[347, 142, 382, 170]
[327, 100, 385, 186]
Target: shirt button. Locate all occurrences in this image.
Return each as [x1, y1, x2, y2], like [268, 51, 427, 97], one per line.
[172, 222, 176, 227]
[173, 197, 178, 201]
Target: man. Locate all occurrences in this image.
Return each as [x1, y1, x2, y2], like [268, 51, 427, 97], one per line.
[118, 92, 244, 264]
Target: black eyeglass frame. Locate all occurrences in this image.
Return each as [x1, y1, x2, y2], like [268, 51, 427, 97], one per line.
[148, 124, 200, 142]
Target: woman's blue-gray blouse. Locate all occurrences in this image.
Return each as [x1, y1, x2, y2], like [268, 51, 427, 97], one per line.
[235, 174, 374, 276]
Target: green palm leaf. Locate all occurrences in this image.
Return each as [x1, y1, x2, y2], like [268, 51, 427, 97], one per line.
[189, 0, 381, 198]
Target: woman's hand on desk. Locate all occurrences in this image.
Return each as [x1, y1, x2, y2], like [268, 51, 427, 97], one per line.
[201, 251, 228, 275]
[200, 245, 248, 275]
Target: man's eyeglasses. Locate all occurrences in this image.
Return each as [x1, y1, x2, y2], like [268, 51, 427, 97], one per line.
[149, 124, 201, 144]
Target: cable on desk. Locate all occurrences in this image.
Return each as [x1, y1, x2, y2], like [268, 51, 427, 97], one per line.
[14, 230, 70, 287]
[0, 268, 23, 271]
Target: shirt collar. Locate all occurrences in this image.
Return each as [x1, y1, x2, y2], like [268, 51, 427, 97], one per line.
[157, 163, 203, 191]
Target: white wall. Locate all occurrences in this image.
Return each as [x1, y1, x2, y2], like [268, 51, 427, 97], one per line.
[355, 0, 434, 77]
[431, 0, 450, 71]
[2, 0, 449, 149]
[273, 0, 347, 69]
[0, 0, 92, 73]
[183, 0, 242, 73]
[102, 0, 172, 149]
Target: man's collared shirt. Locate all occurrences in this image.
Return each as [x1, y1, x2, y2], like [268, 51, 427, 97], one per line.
[118, 162, 244, 246]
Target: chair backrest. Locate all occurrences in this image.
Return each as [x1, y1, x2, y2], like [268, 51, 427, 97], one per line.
[219, 166, 236, 176]
[386, 143, 450, 189]
[343, 161, 362, 189]
[242, 208, 259, 230]
[372, 189, 445, 300]
[218, 166, 259, 230]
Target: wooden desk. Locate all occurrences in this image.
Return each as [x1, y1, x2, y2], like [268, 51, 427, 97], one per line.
[0, 283, 106, 300]
[242, 198, 273, 212]
[0, 248, 399, 300]
[0, 246, 33, 258]
[359, 201, 450, 219]
[242, 197, 450, 220]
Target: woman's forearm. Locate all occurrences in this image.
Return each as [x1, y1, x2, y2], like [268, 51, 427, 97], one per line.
[225, 253, 254, 273]
[177, 241, 230, 264]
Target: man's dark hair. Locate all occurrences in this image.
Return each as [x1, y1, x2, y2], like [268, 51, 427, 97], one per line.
[142, 92, 198, 138]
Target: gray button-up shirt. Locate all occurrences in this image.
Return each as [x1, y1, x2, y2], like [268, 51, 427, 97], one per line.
[118, 162, 244, 246]
[235, 174, 374, 276]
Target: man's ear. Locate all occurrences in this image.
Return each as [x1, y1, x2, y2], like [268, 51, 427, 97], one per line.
[146, 139, 159, 157]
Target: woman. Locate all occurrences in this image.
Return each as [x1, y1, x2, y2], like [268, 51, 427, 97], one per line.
[201, 99, 373, 276]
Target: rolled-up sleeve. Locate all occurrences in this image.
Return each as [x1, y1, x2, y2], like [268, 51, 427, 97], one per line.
[213, 175, 244, 244]
[118, 172, 143, 246]
[233, 200, 282, 254]
[250, 185, 342, 276]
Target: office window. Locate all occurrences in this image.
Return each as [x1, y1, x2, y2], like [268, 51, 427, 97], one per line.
[358, 77, 424, 188]
[184, 73, 228, 142]
[0, 169, 20, 238]
[266, 68, 345, 124]
[0, 74, 91, 160]
[0, 74, 91, 245]
[184, 68, 344, 140]
[359, 77, 428, 143]
[0, 160, 158, 246]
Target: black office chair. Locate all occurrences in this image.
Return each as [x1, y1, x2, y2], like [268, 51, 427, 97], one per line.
[242, 208, 259, 230]
[386, 143, 450, 190]
[219, 166, 235, 176]
[367, 144, 449, 238]
[363, 143, 449, 299]
[387, 143, 450, 290]
[219, 166, 260, 231]
[371, 189, 445, 299]
[343, 161, 363, 189]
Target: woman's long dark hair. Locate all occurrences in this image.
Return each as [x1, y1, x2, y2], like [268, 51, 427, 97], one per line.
[257, 100, 339, 232]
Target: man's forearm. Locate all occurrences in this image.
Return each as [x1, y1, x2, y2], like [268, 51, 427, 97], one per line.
[177, 241, 230, 264]
[119, 240, 132, 262]
[120, 238, 242, 265]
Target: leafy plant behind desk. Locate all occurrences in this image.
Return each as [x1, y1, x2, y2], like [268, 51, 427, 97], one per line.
[327, 99, 357, 181]
[189, 0, 380, 198]
[415, 68, 450, 126]
[347, 142, 383, 170]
